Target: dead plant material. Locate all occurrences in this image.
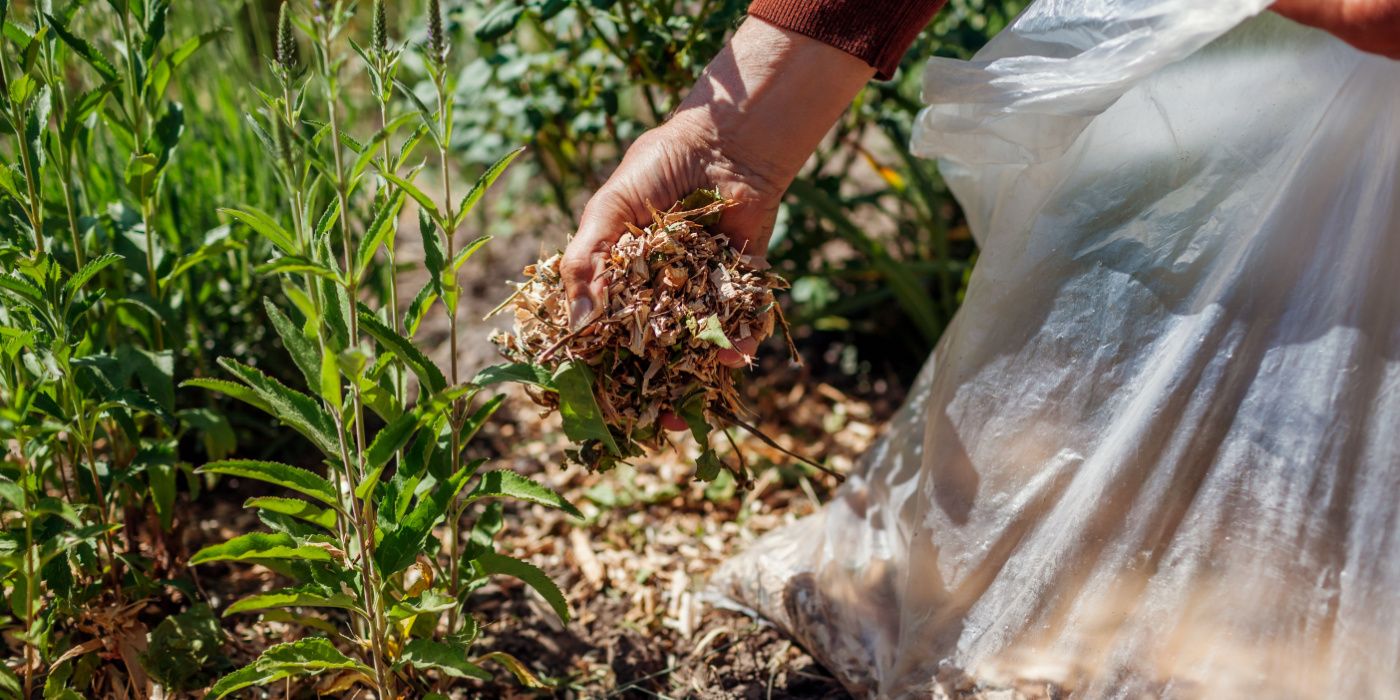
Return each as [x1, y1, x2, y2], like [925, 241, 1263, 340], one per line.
[490, 190, 827, 482]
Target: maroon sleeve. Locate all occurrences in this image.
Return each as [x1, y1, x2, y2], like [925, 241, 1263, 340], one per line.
[747, 0, 948, 80]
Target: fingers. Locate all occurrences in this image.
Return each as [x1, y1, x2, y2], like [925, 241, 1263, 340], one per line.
[562, 194, 630, 330]
[717, 336, 759, 368]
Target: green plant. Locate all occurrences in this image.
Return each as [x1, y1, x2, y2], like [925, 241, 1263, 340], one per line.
[0, 1, 312, 694]
[191, 2, 580, 696]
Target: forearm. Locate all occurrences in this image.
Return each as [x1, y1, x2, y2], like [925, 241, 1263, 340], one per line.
[670, 18, 875, 192]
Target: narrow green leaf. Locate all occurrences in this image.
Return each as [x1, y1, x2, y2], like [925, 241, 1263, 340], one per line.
[244, 497, 337, 530]
[465, 470, 582, 519]
[357, 308, 446, 393]
[318, 350, 341, 408]
[43, 13, 119, 81]
[381, 171, 439, 221]
[190, 532, 334, 565]
[208, 661, 295, 699]
[182, 378, 274, 416]
[254, 255, 341, 281]
[450, 235, 491, 272]
[219, 207, 298, 255]
[264, 301, 321, 393]
[473, 551, 570, 623]
[354, 190, 405, 277]
[224, 585, 357, 616]
[208, 638, 370, 699]
[405, 284, 437, 338]
[63, 253, 122, 295]
[217, 358, 341, 458]
[553, 361, 620, 456]
[363, 411, 417, 474]
[471, 363, 554, 390]
[147, 29, 226, 99]
[453, 146, 524, 229]
[198, 460, 337, 508]
[418, 208, 445, 292]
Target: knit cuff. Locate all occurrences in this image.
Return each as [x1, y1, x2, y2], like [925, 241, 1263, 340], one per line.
[747, 0, 947, 80]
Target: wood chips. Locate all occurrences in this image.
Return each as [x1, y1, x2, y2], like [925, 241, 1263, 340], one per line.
[490, 191, 790, 475]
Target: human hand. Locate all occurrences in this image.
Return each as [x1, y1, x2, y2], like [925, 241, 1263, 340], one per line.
[1272, 0, 1400, 58]
[559, 110, 783, 369]
[560, 19, 876, 367]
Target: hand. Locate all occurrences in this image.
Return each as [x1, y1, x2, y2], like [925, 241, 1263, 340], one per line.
[560, 18, 876, 364]
[1272, 0, 1400, 58]
[559, 110, 783, 369]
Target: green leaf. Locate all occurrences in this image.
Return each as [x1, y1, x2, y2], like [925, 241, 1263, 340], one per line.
[318, 349, 341, 408]
[357, 308, 446, 394]
[453, 146, 525, 229]
[217, 358, 341, 458]
[63, 253, 122, 295]
[208, 638, 371, 699]
[418, 208, 445, 290]
[398, 638, 490, 680]
[190, 532, 335, 565]
[459, 393, 504, 445]
[141, 0, 169, 59]
[207, 662, 295, 700]
[24, 85, 50, 172]
[147, 101, 184, 170]
[363, 411, 417, 475]
[375, 460, 480, 576]
[255, 255, 341, 281]
[182, 378, 274, 416]
[472, 551, 570, 623]
[695, 314, 732, 349]
[405, 284, 437, 337]
[450, 235, 491, 272]
[147, 29, 226, 100]
[140, 604, 224, 693]
[224, 585, 358, 616]
[353, 190, 405, 278]
[381, 171, 439, 221]
[264, 301, 321, 393]
[474, 3, 526, 42]
[43, 13, 119, 81]
[244, 497, 337, 530]
[553, 361, 619, 456]
[219, 206, 298, 255]
[465, 470, 582, 519]
[178, 407, 237, 460]
[198, 460, 337, 508]
[678, 394, 721, 481]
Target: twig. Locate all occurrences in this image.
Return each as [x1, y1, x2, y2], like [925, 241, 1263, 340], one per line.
[715, 409, 844, 482]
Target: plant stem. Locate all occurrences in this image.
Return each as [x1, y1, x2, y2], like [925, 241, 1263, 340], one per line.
[432, 65, 467, 634]
[15, 439, 36, 700]
[324, 34, 394, 697]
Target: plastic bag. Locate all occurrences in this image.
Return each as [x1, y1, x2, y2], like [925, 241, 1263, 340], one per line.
[712, 1, 1400, 697]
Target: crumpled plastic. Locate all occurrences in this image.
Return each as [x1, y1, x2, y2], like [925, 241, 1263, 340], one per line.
[712, 1, 1400, 697]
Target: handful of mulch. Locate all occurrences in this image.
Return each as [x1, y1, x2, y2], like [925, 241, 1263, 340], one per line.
[489, 190, 832, 484]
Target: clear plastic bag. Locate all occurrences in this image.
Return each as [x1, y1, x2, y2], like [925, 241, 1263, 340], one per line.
[712, 2, 1400, 697]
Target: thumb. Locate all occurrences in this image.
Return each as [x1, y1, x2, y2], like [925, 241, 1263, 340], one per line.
[562, 193, 631, 331]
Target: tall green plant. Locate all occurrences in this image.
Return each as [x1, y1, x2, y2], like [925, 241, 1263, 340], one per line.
[193, 2, 579, 696]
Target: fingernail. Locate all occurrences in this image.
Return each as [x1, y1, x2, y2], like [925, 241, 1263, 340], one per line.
[570, 297, 594, 331]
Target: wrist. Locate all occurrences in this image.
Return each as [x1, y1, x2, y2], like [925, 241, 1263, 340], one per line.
[670, 18, 874, 187]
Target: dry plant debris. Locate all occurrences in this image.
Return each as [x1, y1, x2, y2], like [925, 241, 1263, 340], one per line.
[490, 190, 807, 482]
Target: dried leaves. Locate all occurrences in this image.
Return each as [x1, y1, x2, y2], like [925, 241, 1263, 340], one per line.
[491, 190, 790, 478]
